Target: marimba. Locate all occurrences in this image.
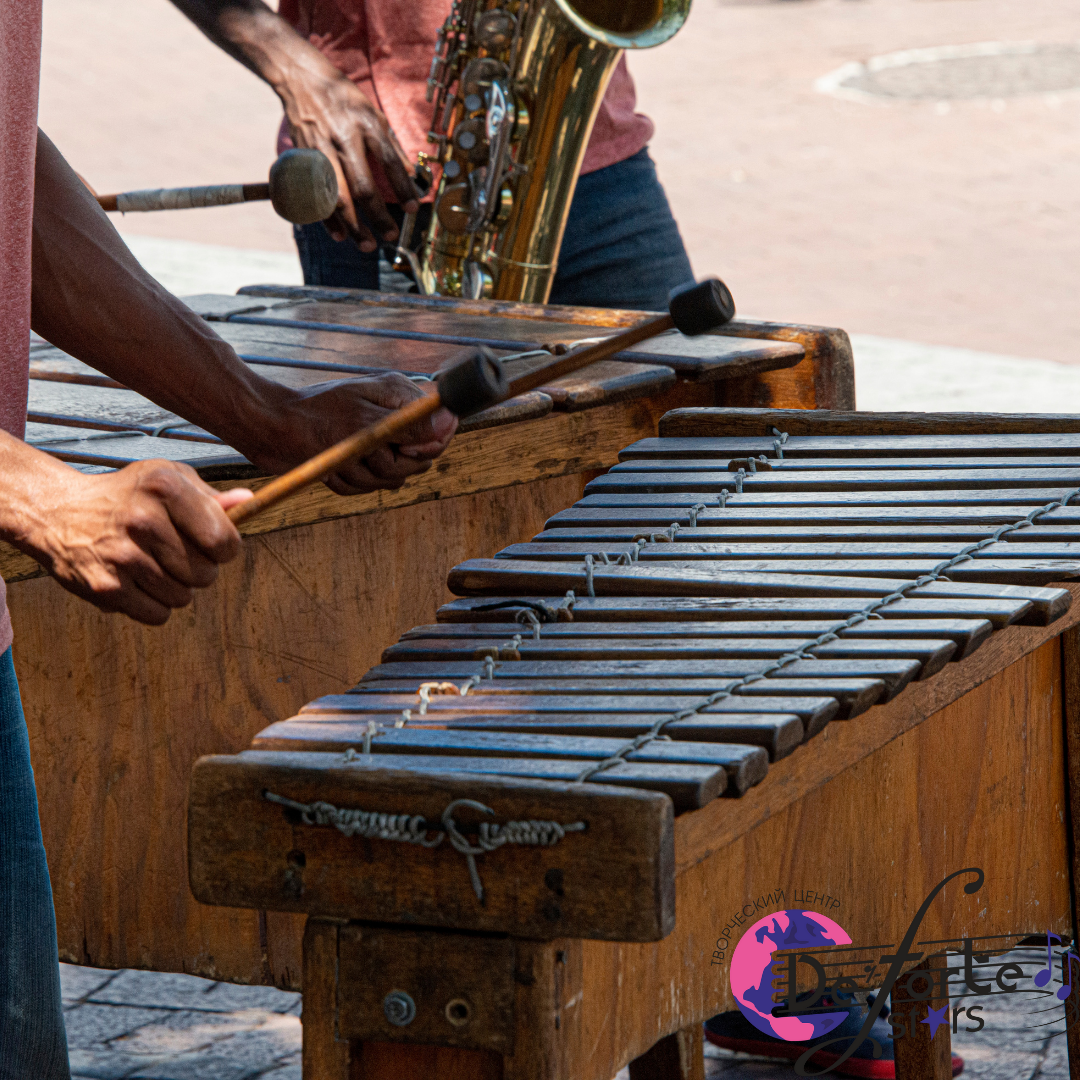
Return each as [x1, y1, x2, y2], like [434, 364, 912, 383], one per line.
[8, 289, 845, 984]
[189, 407, 1080, 1080]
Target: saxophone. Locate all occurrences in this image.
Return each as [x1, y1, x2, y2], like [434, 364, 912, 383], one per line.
[395, 0, 690, 303]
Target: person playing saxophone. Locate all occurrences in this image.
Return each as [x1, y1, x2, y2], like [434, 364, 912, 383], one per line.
[170, 0, 695, 310]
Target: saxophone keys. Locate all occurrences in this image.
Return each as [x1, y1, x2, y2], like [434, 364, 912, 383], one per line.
[435, 183, 471, 233]
[474, 9, 517, 50]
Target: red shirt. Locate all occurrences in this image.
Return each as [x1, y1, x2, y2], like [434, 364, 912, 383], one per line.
[277, 0, 652, 194]
[0, 0, 42, 653]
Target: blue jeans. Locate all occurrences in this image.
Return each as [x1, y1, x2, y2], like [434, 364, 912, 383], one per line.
[0, 647, 70, 1078]
[294, 147, 694, 311]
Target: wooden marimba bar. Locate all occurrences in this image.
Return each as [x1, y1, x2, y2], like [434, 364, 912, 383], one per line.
[189, 408, 1080, 1080]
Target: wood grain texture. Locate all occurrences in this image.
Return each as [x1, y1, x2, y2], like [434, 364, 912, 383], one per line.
[18, 470, 602, 982]
[353, 1040, 504, 1080]
[301, 919, 350, 1080]
[1061, 624, 1080, 1079]
[188, 751, 676, 941]
[891, 957, 953, 1080]
[334, 925, 517, 1050]
[628, 1027, 705, 1080]
[568, 636, 1071, 1079]
[293, 624, 1072, 1080]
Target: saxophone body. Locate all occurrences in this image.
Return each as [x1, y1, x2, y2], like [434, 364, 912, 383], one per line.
[407, 0, 690, 303]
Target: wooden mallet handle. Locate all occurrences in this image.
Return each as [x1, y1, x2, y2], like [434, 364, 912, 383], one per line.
[226, 277, 736, 526]
[95, 149, 337, 225]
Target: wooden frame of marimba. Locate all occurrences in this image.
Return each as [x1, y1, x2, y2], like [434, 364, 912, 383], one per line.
[186, 407, 1080, 1080]
[8, 290, 851, 993]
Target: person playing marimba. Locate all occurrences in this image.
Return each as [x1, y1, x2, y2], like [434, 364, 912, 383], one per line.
[0, 7, 458, 1076]
[170, 0, 696, 310]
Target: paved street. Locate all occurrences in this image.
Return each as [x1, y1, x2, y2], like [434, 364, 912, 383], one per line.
[67, 948, 1072, 1079]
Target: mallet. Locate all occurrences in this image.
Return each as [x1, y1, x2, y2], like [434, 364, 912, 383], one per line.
[94, 149, 338, 226]
[226, 277, 735, 526]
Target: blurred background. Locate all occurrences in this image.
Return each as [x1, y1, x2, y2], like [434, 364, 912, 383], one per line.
[40, 0, 1080, 408]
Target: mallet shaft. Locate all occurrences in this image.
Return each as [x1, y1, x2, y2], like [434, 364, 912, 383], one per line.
[97, 183, 270, 214]
[505, 313, 675, 396]
[227, 391, 442, 526]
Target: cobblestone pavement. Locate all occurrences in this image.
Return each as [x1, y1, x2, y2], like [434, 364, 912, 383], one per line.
[70, 948, 1072, 1079]
[62, 965, 301, 1080]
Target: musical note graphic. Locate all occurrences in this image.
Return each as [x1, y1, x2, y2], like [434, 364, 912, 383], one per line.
[1056, 950, 1080, 1001]
[1035, 932, 1062, 988]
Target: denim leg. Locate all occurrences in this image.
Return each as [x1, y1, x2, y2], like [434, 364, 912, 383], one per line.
[0, 647, 70, 1080]
[294, 222, 381, 289]
[549, 147, 694, 311]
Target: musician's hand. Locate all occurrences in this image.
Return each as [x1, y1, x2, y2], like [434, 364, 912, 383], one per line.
[15, 459, 252, 626]
[279, 62, 421, 251]
[247, 372, 458, 497]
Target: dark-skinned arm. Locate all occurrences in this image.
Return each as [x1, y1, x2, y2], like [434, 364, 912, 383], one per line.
[31, 129, 456, 498]
[168, 0, 419, 250]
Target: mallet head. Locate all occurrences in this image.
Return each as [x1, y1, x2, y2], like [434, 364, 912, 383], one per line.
[436, 347, 510, 418]
[269, 149, 339, 225]
[668, 277, 736, 336]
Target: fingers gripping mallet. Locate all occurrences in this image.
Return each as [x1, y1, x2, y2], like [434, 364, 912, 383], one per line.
[226, 350, 509, 526]
[226, 276, 734, 526]
[94, 149, 339, 226]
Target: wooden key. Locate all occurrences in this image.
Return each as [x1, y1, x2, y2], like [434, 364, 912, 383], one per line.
[379, 636, 957, 680]
[251, 723, 770, 795]
[434, 594, 1033, 630]
[226, 280, 733, 526]
[402, 618, 993, 659]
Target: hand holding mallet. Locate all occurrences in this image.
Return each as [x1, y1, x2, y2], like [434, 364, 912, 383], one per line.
[226, 277, 736, 526]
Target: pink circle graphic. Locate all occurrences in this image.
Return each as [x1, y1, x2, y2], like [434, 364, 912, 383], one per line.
[729, 909, 852, 1042]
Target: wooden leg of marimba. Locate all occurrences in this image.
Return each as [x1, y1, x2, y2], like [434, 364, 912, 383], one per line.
[302, 918, 351, 1080]
[300, 920, 579, 1080]
[891, 956, 953, 1080]
[627, 1024, 705, 1080]
[352, 1041, 503, 1078]
[1061, 626, 1080, 1078]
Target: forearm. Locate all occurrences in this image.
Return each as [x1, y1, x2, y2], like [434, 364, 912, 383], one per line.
[30, 130, 290, 463]
[0, 430, 85, 554]
[167, 0, 344, 101]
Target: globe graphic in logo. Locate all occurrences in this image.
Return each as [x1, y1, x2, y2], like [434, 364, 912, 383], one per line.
[730, 909, 852, 1042]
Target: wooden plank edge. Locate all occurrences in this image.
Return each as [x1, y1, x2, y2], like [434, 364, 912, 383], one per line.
[672, 580, 1080, 875]
[658, 408, 1080, 439]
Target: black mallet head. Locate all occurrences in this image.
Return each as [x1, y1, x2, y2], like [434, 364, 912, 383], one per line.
[668, 277, 736, 336]
[435, 347, 510, 418]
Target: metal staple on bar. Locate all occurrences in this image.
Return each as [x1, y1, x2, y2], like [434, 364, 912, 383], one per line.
[263, 792, 585, 902]
[574, 486, 1080, 784]
[417, 682, 460, 715]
